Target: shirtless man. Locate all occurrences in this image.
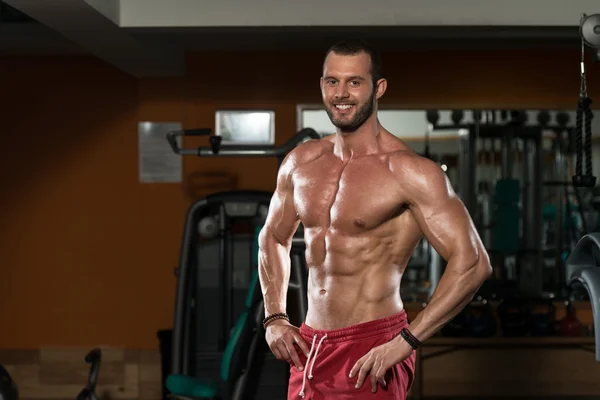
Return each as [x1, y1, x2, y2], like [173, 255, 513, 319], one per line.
[258, 39, 492, 399]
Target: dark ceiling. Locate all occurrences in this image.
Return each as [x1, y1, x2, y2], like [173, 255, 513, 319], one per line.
[0, 0, 585, 77]
[0, 7, 583, 56]
[126, 25, 582, 52]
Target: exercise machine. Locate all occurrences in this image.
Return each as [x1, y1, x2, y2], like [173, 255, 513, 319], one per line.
[566, 13, 600, 361]
[0, 348, 102, 400]
[0, 365, 17, 400]
[168, 191, 283, 400]
[167, 218, 270, 399]
[166, 127, 318, 399]
[166, 127, 320, 167]
[566, 233, 600, 361]
[77, 349, 102, 400]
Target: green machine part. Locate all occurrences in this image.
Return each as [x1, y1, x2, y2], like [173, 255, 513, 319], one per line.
[165, 224, 265, 398]
[492, 179, 521, 253]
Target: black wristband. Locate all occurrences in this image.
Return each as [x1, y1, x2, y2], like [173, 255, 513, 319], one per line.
[399, 328, 422, 350]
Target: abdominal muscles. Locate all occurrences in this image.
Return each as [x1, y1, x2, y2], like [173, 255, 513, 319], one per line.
[302, 221, 419, 329]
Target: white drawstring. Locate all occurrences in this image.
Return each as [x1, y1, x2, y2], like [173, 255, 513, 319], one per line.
[298, 334, 327, 398]
[309, 334, 327, 379]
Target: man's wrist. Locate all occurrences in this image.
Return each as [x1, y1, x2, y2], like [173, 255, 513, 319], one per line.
[392, 333, 416, 358]
[263, 312, 290, 329]
[265, 318, 290, 330]
[398, 327, 422, 350]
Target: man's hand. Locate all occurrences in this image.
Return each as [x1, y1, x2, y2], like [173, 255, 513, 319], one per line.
[349, 336, 414, 393]
[265, 320, 311, 371]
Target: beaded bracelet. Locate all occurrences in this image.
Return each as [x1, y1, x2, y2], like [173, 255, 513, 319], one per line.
[262, 312, 290, 329]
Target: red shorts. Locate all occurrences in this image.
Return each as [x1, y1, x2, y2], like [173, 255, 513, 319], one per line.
[288, 310, 416, 400]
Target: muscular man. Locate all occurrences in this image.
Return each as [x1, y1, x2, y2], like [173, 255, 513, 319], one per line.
[258, 39, 492, 399]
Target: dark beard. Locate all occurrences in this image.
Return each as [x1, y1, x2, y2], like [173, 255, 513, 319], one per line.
[325, 91, 375, 134]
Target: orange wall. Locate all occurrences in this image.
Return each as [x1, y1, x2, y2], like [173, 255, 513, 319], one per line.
[0, 48, 598, 350]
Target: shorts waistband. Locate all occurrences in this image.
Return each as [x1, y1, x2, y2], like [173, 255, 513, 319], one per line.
[299, 309, 409, 344]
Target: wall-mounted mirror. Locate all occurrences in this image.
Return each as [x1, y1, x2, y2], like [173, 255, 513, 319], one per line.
[297, 105, 600, 302]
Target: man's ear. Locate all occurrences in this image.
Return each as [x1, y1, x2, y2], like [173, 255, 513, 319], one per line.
[375, 78, 387, 100]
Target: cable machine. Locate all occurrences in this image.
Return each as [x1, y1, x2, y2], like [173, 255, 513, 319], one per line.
[565, 13, 600, 362]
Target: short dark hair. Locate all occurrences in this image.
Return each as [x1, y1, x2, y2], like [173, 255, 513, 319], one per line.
[324, 39, 383, 85]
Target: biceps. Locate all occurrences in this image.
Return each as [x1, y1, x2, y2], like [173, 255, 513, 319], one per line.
[412, 196, 480, 265]
[261, 188, 300, 246]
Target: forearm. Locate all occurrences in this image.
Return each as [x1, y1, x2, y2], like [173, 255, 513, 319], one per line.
[407, 257, 490, 342]
[258, 230, 292, 316]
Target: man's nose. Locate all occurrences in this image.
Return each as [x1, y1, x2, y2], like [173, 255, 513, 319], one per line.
[335, 85, 349, 98]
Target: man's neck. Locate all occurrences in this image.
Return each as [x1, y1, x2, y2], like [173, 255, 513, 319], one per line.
[333, 118, 382, 162]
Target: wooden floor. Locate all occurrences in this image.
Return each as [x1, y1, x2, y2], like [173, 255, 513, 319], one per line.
[3, 344, 600, 400]
[0, 347, 162, 400]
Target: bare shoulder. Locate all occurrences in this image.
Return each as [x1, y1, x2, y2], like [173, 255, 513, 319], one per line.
[386, 150, 455, 204]
[283, 137, 332, 167]
[278, 137, 332, 179]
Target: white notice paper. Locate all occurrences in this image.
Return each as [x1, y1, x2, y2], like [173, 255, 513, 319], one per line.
[138, 121, 182, 183]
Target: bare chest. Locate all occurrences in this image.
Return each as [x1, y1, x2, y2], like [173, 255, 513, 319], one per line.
[292, 156, 405, 232]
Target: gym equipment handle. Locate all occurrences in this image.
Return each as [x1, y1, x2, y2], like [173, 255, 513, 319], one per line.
[166, 128, 213, 155]
[166, 127, 321, 158]
[76, 348, 102, 400]
[565, 232, 600, 362]
[86, 348, 101, 387]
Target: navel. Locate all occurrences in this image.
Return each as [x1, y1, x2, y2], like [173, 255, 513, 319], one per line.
[319, 289, 327, 296]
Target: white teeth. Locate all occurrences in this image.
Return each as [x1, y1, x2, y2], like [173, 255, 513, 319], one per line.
[336, 104, 353, 110]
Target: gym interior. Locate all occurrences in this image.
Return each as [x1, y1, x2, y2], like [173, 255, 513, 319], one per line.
[3, 1, 600, 399]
